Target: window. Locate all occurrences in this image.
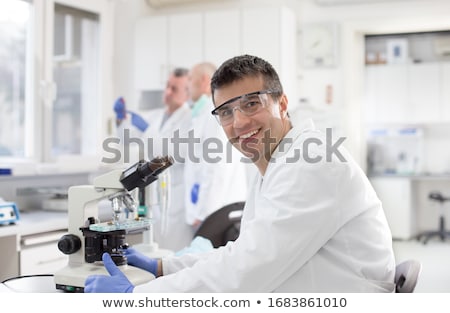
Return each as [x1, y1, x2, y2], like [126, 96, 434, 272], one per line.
[0, 0, 112, 172]
[0, 0, 31, 157]
[51, 4, 99, 157]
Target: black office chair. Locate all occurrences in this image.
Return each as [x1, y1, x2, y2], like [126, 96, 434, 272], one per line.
[194, 202, 245, 248]
[395, 259, 422, 293]
[417, 191, 450, 244]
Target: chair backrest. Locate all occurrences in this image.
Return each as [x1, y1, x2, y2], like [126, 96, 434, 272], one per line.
[194, 201, 245, 248]
[395, 259, 422, 293]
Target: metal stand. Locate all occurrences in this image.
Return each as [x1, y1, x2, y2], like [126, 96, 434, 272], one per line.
[417, 191, 450, 244]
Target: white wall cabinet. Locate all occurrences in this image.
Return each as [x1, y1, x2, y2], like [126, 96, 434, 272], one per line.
[168, 12, 203, 70]
[241, 6, 297, 105]
[20, 237, 68, 276]
[134, 6, 296, 96]
[365, 64, 408, 124]
[370, 177, 416, 240]
[203, 9, 241, 67]
[134, 12, 202, 91]
[365, 62, 446, 124]
[0, 235, 19, 282]
[442, 62, 450, 121]
[408, 63, 441, 123]
[134, 16, 168, 91]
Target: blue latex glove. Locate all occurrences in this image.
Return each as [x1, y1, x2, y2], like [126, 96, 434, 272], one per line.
[114, 97, 127, 120]
[129, 111, 149, 132]
[191, 183, 200, 204]
[124, 247, 158, 275]
[84, 253, 134, 293]
[175, 236, 214, 256]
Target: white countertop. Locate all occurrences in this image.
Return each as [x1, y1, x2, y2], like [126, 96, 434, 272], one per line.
[0, 210, 68, 238]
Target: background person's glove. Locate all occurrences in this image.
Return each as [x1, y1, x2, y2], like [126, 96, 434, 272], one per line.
[129, 111, 149, 132]
[124, 247, 158, 276]
[113, 96, 149, 132]
[114, 97, 127, 120]
[84, 253, 134, 293]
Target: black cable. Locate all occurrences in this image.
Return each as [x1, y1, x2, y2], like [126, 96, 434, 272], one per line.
[1, 274, 54, 284]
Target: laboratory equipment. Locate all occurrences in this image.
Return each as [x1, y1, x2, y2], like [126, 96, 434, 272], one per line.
[54, 157, 173, 292]
[367, 127, 423, 175]
[0, 200, 20, 225]
[133, 168, 173, 258]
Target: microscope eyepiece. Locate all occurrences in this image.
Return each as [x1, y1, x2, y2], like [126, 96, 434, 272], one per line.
[142, 155, 174, 177]
[120, 156, 174, 191]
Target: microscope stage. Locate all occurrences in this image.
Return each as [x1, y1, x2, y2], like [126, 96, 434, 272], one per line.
[89, 217, 152, 232]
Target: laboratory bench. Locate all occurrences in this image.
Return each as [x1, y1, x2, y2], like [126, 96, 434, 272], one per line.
[0, 210, 69, 282]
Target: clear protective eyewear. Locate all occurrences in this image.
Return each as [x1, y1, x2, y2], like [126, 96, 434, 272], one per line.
[211, 90, 278, 126]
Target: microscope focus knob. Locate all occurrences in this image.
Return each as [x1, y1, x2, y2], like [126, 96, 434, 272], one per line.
[58, 234, 81, 254]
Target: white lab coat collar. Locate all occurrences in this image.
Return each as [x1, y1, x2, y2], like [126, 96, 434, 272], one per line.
[271, 118, 317, 160]
[159, 103, 190, 134]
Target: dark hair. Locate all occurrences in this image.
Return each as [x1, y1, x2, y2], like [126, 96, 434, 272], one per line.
[210, 55, 283, 103]
[172, 67, 189, 77]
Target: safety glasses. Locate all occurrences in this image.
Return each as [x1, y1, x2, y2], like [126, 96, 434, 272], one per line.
[211, 90, 278, 126]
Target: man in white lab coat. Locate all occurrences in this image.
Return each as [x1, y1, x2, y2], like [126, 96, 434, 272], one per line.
[115, 67, 193, 251]
[86, 55, 396, 292]
[184, 62, 248, 230]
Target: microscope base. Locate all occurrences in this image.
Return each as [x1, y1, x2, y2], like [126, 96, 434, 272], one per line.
[54, 262, 154, 292]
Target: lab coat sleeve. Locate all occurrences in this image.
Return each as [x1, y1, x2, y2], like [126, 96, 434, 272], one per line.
[133, 132, 366, 292]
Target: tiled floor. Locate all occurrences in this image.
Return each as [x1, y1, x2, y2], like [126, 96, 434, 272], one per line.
[393, 238, 450, 292]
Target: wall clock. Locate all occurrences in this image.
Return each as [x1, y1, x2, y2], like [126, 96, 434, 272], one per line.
[302, 23, 338, 68]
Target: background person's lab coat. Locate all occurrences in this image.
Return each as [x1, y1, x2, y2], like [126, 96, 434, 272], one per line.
[184, 95, 248, 226]
[133, 121, 396, 292]
[119, 104, 193, 251]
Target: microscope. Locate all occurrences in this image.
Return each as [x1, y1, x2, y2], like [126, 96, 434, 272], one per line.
[54, 157, 173, 292]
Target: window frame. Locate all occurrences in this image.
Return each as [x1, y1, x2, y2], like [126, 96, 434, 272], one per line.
[0, 0, 114, 174]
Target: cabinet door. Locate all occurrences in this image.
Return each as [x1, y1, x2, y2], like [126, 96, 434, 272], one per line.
[377, 65, 409, 123]
[204, 9, 240, 67]
[20, 242, 68, 275]
[364, 65, 384, 124]
[0, 235, 19, 281]
[365, 64, 410, 124]
[370, 177, 415, 239]
[168, 12, 203, 69]
[241, 7, 296, 102]
[442, 62, 450, 121]
[365, 63, 445, 124]
[20, 231, 69, 275]
[134, 16, 168, 90]
[242, 7, 281, 71]
[408, 63, 440, 123]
